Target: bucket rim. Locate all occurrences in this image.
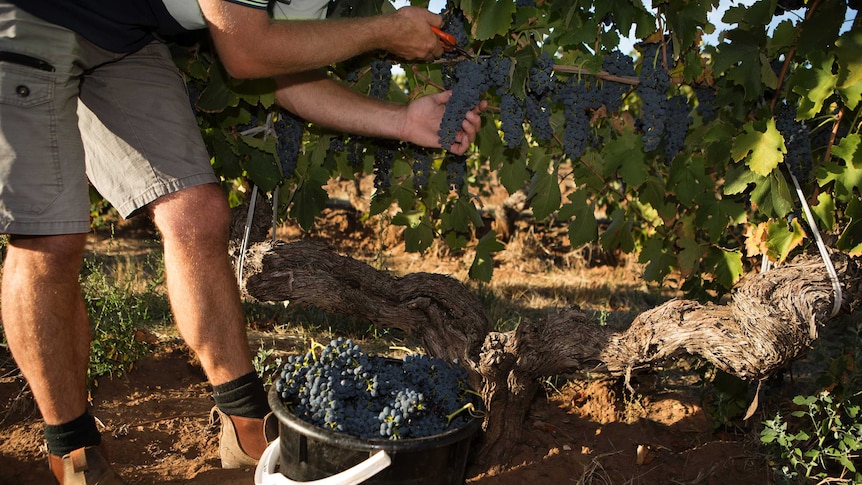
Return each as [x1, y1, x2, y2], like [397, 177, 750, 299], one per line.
[267, 385, 483, 453]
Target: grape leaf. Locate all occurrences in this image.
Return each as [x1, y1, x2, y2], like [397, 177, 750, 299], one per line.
[639, 236, 675, 282]
[196, 62, 239, 113]
[835, 30, 862, 109]
[722, 0, 775, 27]
[392, 210, 423, 229]
[403, 221, 435, 252]
[239, 136, 281, 191]
[714, 29, 767, 100]
[790, 51, 838, 119]
[442, 197, 483, 234]
[600, 209, 635, 253]
[706, 247, 743, 289]
[664, 0, 710, 48]
[813, 192, 835, 231]
[604, 129, 648, 188]
[837, 197, 862, 253]
[731, 119, 786, 176]
[210, 132, 242, 180]
[821, 134, 862, 201]
[473, 0, 516, 41]
[765, 218, 805, 262]
[499, 157, 530, 195]
[289, 167, 329, 231]
[559, 189, 597, 248]
[469, 230, 504, 282]
[528, 170, 561, 221]
[677, 237, 705, 275]
[670, 155, 712, 208]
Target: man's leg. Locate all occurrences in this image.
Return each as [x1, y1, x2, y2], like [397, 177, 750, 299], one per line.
[1, 234, 90, 426]
[147, 183, 276, 465]
[148, 183, 253, 385]
[0, 235, 127, 484]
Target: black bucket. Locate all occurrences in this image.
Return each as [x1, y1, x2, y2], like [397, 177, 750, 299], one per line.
[266, 385, 483, 484]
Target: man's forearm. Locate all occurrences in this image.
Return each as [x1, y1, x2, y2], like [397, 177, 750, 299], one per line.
[198, 1, 442, 79]
[274, 70, 406, 140]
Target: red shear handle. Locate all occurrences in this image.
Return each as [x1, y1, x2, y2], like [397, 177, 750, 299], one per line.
[431, 26, 458, 51]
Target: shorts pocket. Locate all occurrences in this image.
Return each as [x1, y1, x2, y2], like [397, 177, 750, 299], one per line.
[0, 64, 53, 108]
[0, 64, 72, 218]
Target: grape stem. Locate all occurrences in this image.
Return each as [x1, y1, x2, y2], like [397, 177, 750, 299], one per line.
[444, 402, 485, 427]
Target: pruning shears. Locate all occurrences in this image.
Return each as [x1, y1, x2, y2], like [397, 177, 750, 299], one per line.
[431, 26, 474, 59]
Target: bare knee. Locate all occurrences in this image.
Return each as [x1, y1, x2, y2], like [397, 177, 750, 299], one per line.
[149, 184, 231, 248]
[4, 234, 88, 278]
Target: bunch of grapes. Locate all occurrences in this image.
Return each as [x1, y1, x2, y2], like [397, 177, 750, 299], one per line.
[775, 103, 814, 182]
[275, 109, 304, 179]
[438, 59, 489, 149]
[274, 338, 479, 440]
[499, 89, 525, 149]
[524, 53, 556, 142]
[600, 50, 635, 114]
[663, 95, 692, 162]
[440, 5, 469, 55]
[694, 85, 717, 122]
[525, 94, 553, 141]
[372, 141, 398, 191]
[636, 42, 670, 152]
[528, 52, 555, 97]
[347, 137, 366, 169]
[445, 154, 468, 191]
[556, 77, 600, 161]
[485, 50, 512, 90]
[369, 59, 392, 100]
[411, 148, 433, 190]
[329, 136, 345, 154]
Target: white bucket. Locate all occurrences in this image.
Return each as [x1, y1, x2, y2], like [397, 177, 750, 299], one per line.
[254, 439, 392, 485]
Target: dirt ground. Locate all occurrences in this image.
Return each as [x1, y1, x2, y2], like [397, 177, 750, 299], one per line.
[0, 184, 778, 485]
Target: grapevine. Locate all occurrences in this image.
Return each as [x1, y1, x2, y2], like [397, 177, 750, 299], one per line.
[176, 0, 862, 292]
[273, 338, 481, 440]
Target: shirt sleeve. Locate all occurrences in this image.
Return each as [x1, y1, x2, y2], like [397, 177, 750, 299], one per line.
[225, 0, 268, 9]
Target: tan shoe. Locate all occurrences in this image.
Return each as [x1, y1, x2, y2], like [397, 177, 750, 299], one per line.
[48, 446, 127, 485]
[210, 406, 278, 468]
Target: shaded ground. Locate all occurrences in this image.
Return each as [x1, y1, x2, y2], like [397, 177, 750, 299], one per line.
[0, 189, 780, 484]
[0, 339, 770, 484]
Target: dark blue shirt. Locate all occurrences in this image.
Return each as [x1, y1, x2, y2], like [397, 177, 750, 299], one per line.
[8, 0, 267, 53]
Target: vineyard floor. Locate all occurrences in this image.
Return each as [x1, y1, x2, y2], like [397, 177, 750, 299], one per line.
[0, 183, 779, 484]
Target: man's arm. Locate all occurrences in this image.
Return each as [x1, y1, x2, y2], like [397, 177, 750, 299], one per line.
[274, 70, 486, 155]
[197, 0, 444, 79]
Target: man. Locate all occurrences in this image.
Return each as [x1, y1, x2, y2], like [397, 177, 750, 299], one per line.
[0, 1, 486, 483]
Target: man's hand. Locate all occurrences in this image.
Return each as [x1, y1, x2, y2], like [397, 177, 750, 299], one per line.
[399, 91, 488, 156]
[381, 7, 445, 61]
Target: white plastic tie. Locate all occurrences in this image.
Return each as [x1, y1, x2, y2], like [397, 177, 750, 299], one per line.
[237, 113, 276, 286]
[788, 170, 843, 322]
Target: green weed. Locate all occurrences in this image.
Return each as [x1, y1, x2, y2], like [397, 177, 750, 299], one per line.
[80, 253, 168, 383]
[761, 391, 862, 483]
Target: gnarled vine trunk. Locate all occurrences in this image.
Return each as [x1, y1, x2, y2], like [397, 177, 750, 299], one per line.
[231, 203, 862, 468]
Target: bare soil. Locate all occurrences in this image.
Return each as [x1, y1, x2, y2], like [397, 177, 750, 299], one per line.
[0, 184, 777, 484]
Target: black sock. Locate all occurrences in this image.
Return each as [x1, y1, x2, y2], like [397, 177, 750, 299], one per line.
[212, 372, 269, 419]
[44, 411, 101, 456]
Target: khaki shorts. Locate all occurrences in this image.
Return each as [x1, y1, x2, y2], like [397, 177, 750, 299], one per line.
[0, 2, 217, 235]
